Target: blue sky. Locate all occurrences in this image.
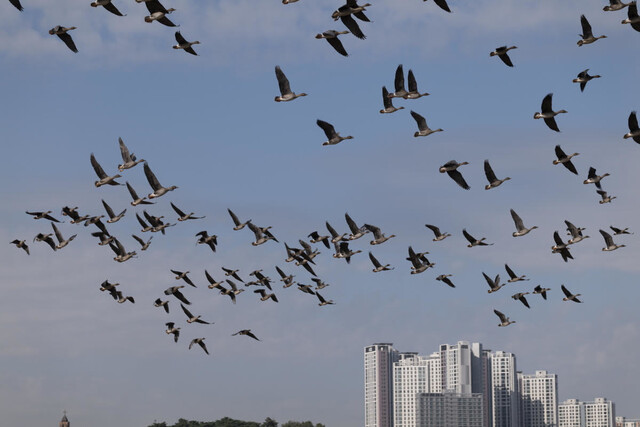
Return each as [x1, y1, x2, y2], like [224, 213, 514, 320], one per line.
[2, 0, 640, 425]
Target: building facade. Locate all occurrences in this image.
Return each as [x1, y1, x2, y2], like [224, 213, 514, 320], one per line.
[489, 351, 520, 427]
[559, 398, 615, 427]
[416, 391, 484, 427]
[365, 343, 399, 427]
[519, 370, 558, 427]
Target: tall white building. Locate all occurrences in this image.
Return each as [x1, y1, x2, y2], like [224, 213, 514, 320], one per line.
[559, 398, 615, 427]
[559, 399, 585, 427]
[365, 343, 399, 427]
[490, 351, 519, 427]
[616, 417, 640, 427]
[417, 391, 484, 427]
[518, 370, 558, 427]
[393, 353, 434, 427]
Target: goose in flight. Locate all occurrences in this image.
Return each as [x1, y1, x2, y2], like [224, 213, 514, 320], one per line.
[317, 119, 353, 146]
[553, 145, 579, 175]
[364, 224, 395, 245]
[136, 213, 153, 233]
[583, 167, 609, 190]
[599, 229, 625, 251]
[9, 0, 23, 11]
[249, 270, 273, 290]
[604, 0, 632, 11]
[61, 206, 89, 224]
[195, 231, 217, 252]
[407, 246, 435, 274]
[561, 284, 582, 303]
[189, 338, 209, 355]
[247, 222, 277, 246]
[425, 224, 451, 241]
[490, 46, 517, 67]
[144, 210, 173, 234]
[218, 282, 240, 304]
[597, 189, 616, 204]
[533, 285, 551, 300]
[326, 221, 347, 243]
[333, 241, 361, 263]
[117, 138, 143, 171]
[171, 202, 204, 221]
[308, 231, 331, 249]
[311, 277, 330, 290]
[26, 211, 62, 223]
[274, 66, 307, 102]
[573, 69, 601, 92]
[404, 69, 429, 99]
[132, 234, 152, 251]
[108, 238, 136, 262]
[51, 223, 76, 250]
[511, 292, 531, 308]
[484, 160, 510, 189]
[610, 226, 633, 235]
[624, 111, 640, 143]
[425, 0, 451, 13]
[345, 212, 368, 240]
[315, 291, 335, 306]
[505, 264, 528, 283]
[171, 270, 197, 288]
[144, 0, 177, 27]
[275, 266, 296, 287]
[494, 309, 515, 327]
[254, 289, 278, 302]
[91, 0, 126, 16]
[91, 154, 121, 187]
[165, 322, 180, 342]
[439, 160, 470, 190]
[483, 273, 503, 293]
[113, 290, 135, 304]
[173, 31, 199, 55]
[10, 239, 29, 255]
[379, 86, 404, 114]
[99, 280, 119, 292]
[227, 209, 250, 231]
[388, 65, 408, 99]
[102, 199, 126, 223]
[463, 228, 493, 247]
[232, 330, 260, 341]
[436, 274, 455, 288]
[34, 233, 57, 251]
[49, 26, 78, 53]
[551, 231, 573, 262]
[534, 93, 567, 132]
[510, 209, 537, 237]
[565, 220, 589, 245]
[92, 231, 114, 246]
[154, 298, 169, 314]
[332, 0, 371, 21]
[578, 15, 607, 46]
[369, 252, 394, 272]
[164, 285, 191, 305]
[144, 162, 177, 198]
[205, 270, 224, 290]
[333, 4, 367, 39]
[315, 30, 349, 57]
[126, 182, 152, 206]
[411, 110, 443, 137]
[222, 267, 244, 283]
[181, 304, 211, 324]
[622, 2, 640, 31]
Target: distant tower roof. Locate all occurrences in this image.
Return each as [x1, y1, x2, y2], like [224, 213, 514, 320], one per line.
[60, 410, 70, 427]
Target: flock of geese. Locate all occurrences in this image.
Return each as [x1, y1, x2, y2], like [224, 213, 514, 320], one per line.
[7, 0, 640, 360]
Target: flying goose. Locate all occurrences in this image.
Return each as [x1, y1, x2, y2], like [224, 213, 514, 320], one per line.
[505, 264, 528, 283]
[316, 119, 354, 146]
[228, 209, 251, 230]
[311, 277, 330, 290]
[61, 206, 90, 224]
[583, 167, 609, 189]
[565, 220, 589, 244]
[170, 269, 197, 288]
[195, 231, 217, 252]
[315, 291, 335, 306]
[136, 213, 153, 233]
[600, 229, 625, 251]
[232, 330, 260, 341]
[439, 160, 470, 190]
[511, 292, 531, 309]
[26, 211, 62, 223]
[621, 2, 640, 31]
[624, 111, 640, 143]
[154, 298, 170, 313]
[332, 4, 368, 39]
[189, 338, 209, 355]
[425, 224, 451, 241]
[490, 46, 517, 67]
[49, 26, 78, 53]
[463, 228, 493, 247]
[92, 231, 114, 246]
[108, 237, 136, 262]
[379, 86, 404, 114]
[249, 270, 273, 290]
[573, 69, 601, 92]
[144, 162, 177, 199]
[144, 0, 177, 27]
[345, 212, 368, 240]
[333, 241, 362, 263]
[561, 284, 582, 303]
[578, 15, 607, 46]
[308, 231, 331, 249]
[533, 285, 551, 300]
[410, 110, 443, 137]
[91, 153, 121, 187]
[254, 289, 278, 302]
[425, 0, 451, 13]
[10, 239, 29, 255]
[165, 322, 180, 342]
[222, 267, 244, 283]
[484, 159, 511, 189]
[275, 266, 296, 287]
[164, 285, 191, 305]
[604, 0, 632, 11]
[144, 210, 173, 234]
[436, 274, 455, 288]
[597, 189, 616, 204]
[99, 280, 119, 292]
[326, 221, 347, 243]
[170, 202, 204, 221]
[274, 66, 307, 102]
[551, 231, 573, 262]
[132, 234, 152, 250]
[91, 0, 126, 16]
[364, 224, 395, 245]
[51, 223, 76, 250]
[204, 270, 224, 290]
[332, 0, 371, 20]
[388, 65, 408, 99]
[297, 239, 319, 262]
[368, 252, 394, 272]
[483, 273, 503, 293]
[297, 283, 316, 295]
[315, 30, 349, 57]
[173, 31, 199, 55]
[610, 226, 633, 235]
[126, 182, 153, 206]
[102, 199, 126, 223]
[117, 138, 143, 171]
[113, 290, 135, 304]
[181, 304, 211, 324]
[9, 0, 23, 11]
[407, 246, 435, 274]
[510, 209, 537, 237]
[533, 93, 567, 132]
[284, 243, 308, 264]
[247, 222, 277, 246]
[404, 70, 429, 99]
[34, 233, 57, 251]
[553, 145, 579, 175]
[494, 309, 515, 327]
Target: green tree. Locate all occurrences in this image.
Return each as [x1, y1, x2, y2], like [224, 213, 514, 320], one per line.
[261, 417, 278, 427]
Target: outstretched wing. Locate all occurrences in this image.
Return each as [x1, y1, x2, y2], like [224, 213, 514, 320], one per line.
[326, 36, 348, 57]
[483, 160, 498, 183]
[580, 15, 593, 38]
[316, 120, 337, 139]
[275, 65, 292, 96]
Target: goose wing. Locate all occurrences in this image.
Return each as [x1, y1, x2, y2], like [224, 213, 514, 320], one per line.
[175, 31, 188, 45]
[326, 34, 348, 56]
[494, 309, 507, 323]
[518, 295, 530, 308]
[90, 153, 108, 179]
[504, 264, 517, 280]
[439, 276, 455, 288]
[446, 169, 470, 190]
[555, 145, 578, 174]
[510, 209, 525, 231]
[145, 0, 168, 14]
[381, 86, 393, 109]
[247, 221, 263, 240]
[58, 32, 78, 53]
[553, 231, 565, 246]
[316, 120, 337, 140]
[544, 116, 560, 132]
[103, 1, 125, 16]
[433, 0, 451, 12]
[580, 15, 593, 38]
[368, 251, 382, 268]
[393, 64, 405, 93]
[172, 288, 191, 305]
[483, 272, 496, 290]
[102, 199, 116, 218]
[407, 69, 418, 92]
[561, 284, 573, 298]
[340, 13, 365, 39]
[181, 303, 194, 319]
[170, 202, 187, 217]
[483, 160, 498, 183]
[227, 209, 241, 226]
[425, 224, 441, 237]
[345, 213, 359, 234]
[9, 0, 23, 11]
[136, 213, 149, 228]
[498, 52, 514, 67]
[629, 111, 639, 133]
[541, 93, 554, 114]
[275, 65, 292, 96]
[410, 110, 428, 132]
[132, 234, 146, 246]
[118, 137, 133, 162]
[156, 15, 177, 27]
[364, 224, 382, 239]
[143, 162, 162, 191]
[630, 4, 640, 31]
[315, 291, 327, 304]
[599, 229, 614, 247]
[462, 228, 476, 244]
[51, 222, 64, 243]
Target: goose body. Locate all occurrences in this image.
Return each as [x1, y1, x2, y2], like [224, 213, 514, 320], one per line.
[510, 209, 537, 237]
[583, 167, 609, 189]
[274, 66, 307, 102]
[561, 284, 582, 303]
[604, 0, 631, 11]
[144, 162, 177, 199]
[379, 86, 404, 114]
[425, 224, 451, 241]
[91, 0, 126, 17]
[317, 119, 353, 146]
[577, 15, 607, 46]
[49, 26, 78, 53]
[553, 145, 579, 175]
[410, 110, 443, 137]
[484, 160, 510, 189]
[173, 31, 199, 55]
[621, 2, 640, 31]
[315, 30, 349, 56]
[439, 160, 470, 190]
[572, 69, 601, 92]
[91, 154, 121, 187]
[494, 309, 515, 327]
[624, 111, 640, 143]
[490, 46, 517, 67]
[533, 93, 567, 132]
[600, 229, 625, 251]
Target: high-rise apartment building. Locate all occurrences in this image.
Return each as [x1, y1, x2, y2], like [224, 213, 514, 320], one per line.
[416, 391, 484, 427]
[616, 417, 640, 427]
[559, 398, 615, 427]
[518, 370, 558, 427]
[393, 353, 433, 427]
[365, 343, 399, 427]
[490, 351, 519, 427]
